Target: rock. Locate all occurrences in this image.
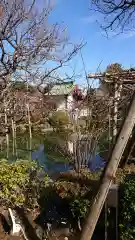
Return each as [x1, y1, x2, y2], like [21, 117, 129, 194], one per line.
[8, 209, 21, 236]
[35, 226, 44, 240]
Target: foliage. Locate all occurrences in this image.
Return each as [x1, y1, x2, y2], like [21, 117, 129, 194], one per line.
[55, 165, 135, 217]
[97, 131, 110, 153]
[48, 110, 70, 130]
[59, 166, 135, 184]
[105, 63, 123, 74]
[54, 171, 135, 234]
[70, 197, 90, 221]
[119, 174, 135, 240]
[102, 63, 124, 96]
[54, 179, 93, 227]
[0, 159, 50, 208]
[53, 179, 107, 230]
[59, 169, 102, 183]
[54, 180, 89, 198]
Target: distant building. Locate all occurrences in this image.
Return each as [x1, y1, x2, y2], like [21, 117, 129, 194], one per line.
[43, 81, 107, 120]
[45, 81, 75, 111]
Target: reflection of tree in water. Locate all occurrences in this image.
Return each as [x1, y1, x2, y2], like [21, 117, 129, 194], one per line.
[0, 132, 72, 176]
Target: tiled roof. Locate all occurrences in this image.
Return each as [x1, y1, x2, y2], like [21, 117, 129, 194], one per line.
[46, 81, 75, 96]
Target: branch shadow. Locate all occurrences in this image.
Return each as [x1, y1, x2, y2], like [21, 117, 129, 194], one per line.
[0, 213, 10, 234]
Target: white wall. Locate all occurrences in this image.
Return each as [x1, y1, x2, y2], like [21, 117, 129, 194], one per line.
[45, 94, 89, 118]
[67, 95, 74, 111]
[57, 96, 66, 110]
[79, 108, 89, 118]
[68, 141, 74, 154]
[57, 94, 74, 111]
[45, 95, 66, 111]
[72, 107, 90, 120]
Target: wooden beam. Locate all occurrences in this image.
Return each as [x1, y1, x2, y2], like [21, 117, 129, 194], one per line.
[87, 70, 135, 84]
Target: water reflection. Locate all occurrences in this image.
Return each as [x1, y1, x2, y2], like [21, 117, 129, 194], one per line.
[32, 144, 73, 178]
[31, 144, 105, 176]
[0, 133, 105, 176]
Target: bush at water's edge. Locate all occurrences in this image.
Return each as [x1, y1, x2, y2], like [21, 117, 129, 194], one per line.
[0, 159, 50, 208]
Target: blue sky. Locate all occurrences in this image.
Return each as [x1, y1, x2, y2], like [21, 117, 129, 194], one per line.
[48, 0, 135, 85]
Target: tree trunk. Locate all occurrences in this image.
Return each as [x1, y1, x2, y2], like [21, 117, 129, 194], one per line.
[80, 92, 135, 240]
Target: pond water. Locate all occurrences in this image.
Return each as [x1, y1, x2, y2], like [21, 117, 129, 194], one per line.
[0, 132, 73, 176]
[0, 132, 105, 176]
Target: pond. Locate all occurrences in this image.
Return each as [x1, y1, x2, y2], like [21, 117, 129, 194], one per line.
[0, 131, 73, 176]
[0, 131, 105, 177]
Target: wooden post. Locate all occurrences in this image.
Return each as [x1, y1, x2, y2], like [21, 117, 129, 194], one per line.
[80, 92, 135, 240]
[14, 121, 17, 157]
[4, 101, 9, 159]
[27, 103, 32, 159]
[113, 83, 118, 139]
[113, 83, 122, 142]
[11, 118, 15, 156]
[11, 119, 17, 157]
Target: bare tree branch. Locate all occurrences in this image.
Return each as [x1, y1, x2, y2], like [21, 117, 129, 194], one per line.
[0, 0, 82, 93]
[91, 0, 135, 32]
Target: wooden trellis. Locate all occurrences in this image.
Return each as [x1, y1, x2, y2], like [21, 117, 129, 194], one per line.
[88, 68, 135, 83]
[88, 69, 135, 137]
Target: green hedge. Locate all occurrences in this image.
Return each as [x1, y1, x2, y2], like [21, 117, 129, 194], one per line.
[48, 110, 70, 130]
[119, 174, 135, 240]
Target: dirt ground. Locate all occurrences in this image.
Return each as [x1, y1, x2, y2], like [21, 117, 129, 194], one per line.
[0, 222, 24, 240]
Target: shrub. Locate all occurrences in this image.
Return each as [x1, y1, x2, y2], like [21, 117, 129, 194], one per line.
[70, 197, 90, 222]
[54, 180, 92, 229]
[0, 159, 50, 208]
[48, 110, 70, 130]
[119, 174, 135, 240]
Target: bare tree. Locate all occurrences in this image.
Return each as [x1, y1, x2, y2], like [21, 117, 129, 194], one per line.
[0, 0, 83, 144]
[91, 0, 135, 32]
[0, 0, 82, 96]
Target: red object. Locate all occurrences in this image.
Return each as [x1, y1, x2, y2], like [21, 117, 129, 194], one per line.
[74, 85, 79, 91]
[72, 85, 83, 101]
